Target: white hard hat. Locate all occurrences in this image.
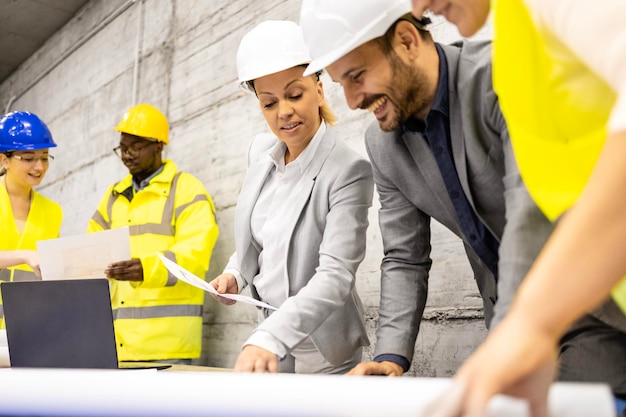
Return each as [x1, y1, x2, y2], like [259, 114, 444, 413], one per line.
[300, 0, 412, 76]
[236, 20, 311, 93]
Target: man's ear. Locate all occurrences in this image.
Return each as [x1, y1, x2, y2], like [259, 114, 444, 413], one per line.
[393, 20, 422, 62]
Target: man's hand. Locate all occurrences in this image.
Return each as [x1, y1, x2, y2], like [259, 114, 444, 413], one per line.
[234, 345, 279, 373]
[347, 361, 404, 376]
[105, 259, 144, 281]
[208, 273, 239, 305]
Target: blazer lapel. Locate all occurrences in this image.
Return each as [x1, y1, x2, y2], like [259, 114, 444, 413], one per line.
[402, 130, 457, 221]
[442, 43, 477, 211]
[449, 93, 475, 208]
[279, 129, 335, 295]
[235, 156, 274, 257]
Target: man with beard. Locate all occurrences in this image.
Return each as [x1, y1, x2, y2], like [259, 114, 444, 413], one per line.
[299, 0, 555, 376]
[88, 103, 219, 364]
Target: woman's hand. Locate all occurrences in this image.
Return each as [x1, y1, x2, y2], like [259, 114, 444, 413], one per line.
[209, 273, 239, 305]
[234, 345, 279, 373]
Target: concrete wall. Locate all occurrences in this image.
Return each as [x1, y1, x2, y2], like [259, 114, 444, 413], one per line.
[0, 0, 492, 376]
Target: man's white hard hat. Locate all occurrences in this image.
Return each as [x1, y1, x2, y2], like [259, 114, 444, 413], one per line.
[236, 20, 311, 93]
[300, 0, 412, 76]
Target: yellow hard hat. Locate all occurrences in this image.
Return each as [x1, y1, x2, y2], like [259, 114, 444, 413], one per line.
[113, 103, 169, 144]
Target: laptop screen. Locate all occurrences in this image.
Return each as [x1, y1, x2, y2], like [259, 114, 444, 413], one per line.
[2, 279, 119, 369]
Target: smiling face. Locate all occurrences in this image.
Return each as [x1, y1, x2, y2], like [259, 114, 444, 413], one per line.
[253, 66, 324, 150]
[413, 0, 490, 37]
[326, 27, 434, 132]
[0, 149, 51, 188]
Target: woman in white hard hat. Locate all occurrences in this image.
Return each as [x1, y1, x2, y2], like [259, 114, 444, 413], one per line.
[209, 20, 374, 374]
[0, 111, 62, 325]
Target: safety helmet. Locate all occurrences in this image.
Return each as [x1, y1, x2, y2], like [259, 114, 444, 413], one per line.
[300, 0, 412, 76]
[0, 111, 57, 152]
[236, 20, 311, 93]
[113, 103, 169, 144]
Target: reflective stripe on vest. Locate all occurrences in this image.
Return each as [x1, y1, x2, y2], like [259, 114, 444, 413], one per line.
[112, 304, 202, 320]
[176, 194, 210, 219]
[0, 268, 38, 282]
[90, 172, 184, 237]
[162, 250, 177, 287]
[88, 171, 206, 293]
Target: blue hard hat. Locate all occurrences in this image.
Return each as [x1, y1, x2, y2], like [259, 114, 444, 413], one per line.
[0, 111, 57, 152]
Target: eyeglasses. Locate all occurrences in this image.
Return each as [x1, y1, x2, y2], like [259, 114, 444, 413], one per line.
[11, 154, 54, 164]
[113, 142, 156, 158]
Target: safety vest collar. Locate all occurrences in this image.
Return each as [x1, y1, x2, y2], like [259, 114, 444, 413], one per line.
[112, 160, 179, 197]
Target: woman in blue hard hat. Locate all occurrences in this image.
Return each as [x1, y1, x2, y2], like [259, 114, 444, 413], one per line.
[209, 20, 374, 374]
[0, 111, 62, 290]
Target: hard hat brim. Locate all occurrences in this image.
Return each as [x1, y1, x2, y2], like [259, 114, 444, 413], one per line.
[0, 142, 57, 152]
[302, 1, 411, 76]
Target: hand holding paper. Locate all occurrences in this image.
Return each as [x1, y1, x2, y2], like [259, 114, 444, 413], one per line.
[157, 254, 277, 310]
[209, 273, 239, 306]
[38, 227, 131, 280]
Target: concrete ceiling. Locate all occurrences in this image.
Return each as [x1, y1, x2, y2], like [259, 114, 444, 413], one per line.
[0, 0, 91, 84]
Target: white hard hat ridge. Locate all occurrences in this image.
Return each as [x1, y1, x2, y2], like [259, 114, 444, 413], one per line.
[300, 0, 412, 76]
[236, 20, 312, 92]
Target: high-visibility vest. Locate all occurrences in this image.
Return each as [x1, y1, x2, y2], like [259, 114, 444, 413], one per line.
[492, 0, 626, 312]
[0, 185, 63, 326]
[88, 160, 219, 360]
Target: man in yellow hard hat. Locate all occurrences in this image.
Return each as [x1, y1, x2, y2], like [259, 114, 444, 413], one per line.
[88, 103, 219, 364]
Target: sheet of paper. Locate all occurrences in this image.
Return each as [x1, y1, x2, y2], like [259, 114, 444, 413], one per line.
[157, 254, 277, 311]
[0, 370, 615, 417]
[37, 227, 131, 280]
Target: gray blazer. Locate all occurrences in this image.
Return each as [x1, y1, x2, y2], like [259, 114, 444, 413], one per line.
[366, 40, 555, 363]
[225, 127, 373, 365]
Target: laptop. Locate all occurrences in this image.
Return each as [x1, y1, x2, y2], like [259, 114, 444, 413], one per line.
[2, 279, 169, 370]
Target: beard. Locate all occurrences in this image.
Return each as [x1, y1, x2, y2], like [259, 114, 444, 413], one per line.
[377, 51, 431, 132]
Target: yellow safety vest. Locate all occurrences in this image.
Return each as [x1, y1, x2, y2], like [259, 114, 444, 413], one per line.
[0, 185, 63, 327]
[492, 0, 626, 312]
[88, 160, 219, 360]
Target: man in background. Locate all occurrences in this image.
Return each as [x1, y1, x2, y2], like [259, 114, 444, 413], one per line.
[88, 103, 219, 364]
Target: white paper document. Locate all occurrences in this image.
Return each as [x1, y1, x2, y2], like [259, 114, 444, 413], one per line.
[157, 254, 277, 311]
[0, 370, 614, 417]
[37, 227, 131, 280]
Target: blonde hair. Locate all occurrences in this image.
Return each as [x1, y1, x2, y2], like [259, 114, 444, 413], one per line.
[320, 102, 336, 126]
[311, 68, 337, 126]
